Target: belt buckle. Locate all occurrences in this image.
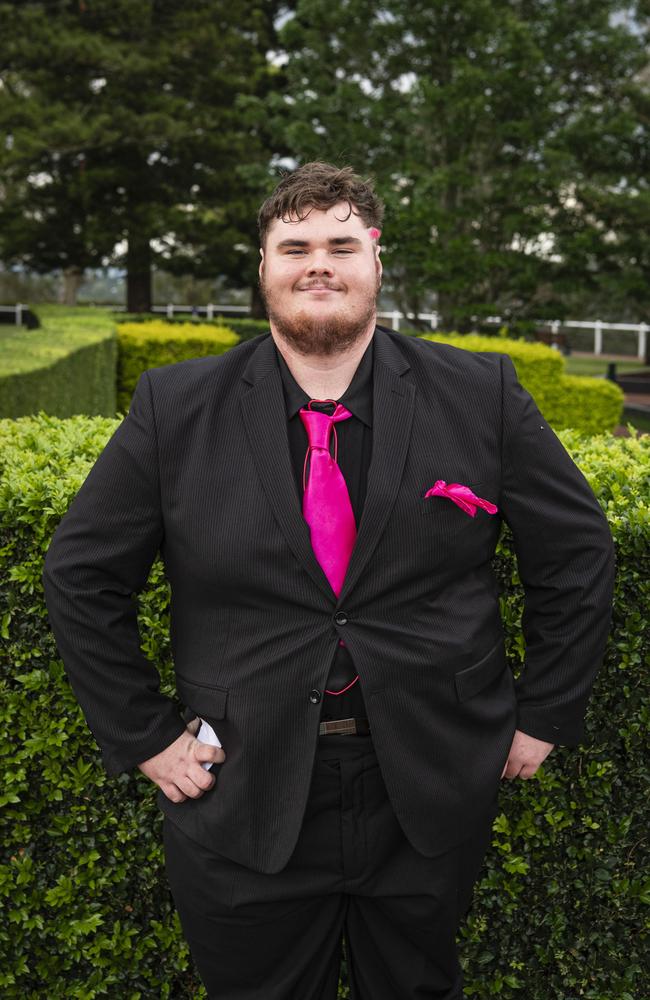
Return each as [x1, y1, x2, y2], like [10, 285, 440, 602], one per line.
[319, 717, 369, 736]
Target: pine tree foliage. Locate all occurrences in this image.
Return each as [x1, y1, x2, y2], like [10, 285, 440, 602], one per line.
[0, 0, 278, 310]
[270, 0, 649, 329]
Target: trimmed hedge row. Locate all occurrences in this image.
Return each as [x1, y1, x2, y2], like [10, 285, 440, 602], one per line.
[114, 312, 269, 341]
[115, 321, 239, 414]
[0, 306, 117, 419]
[2, 306, 622, 436]
[0, 408, 647, 998]
[420, 332, 624, 434]
[118, 320, 624, 434]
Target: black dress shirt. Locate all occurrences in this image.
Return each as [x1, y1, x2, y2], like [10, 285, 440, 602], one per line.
[275, 335, 374, 722]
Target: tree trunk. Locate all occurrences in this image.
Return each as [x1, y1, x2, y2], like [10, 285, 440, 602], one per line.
[250, 281, 267, 320]
[126, 230, 152, 313]
[435, 290, 459, 333]
[61, 266, 84, 305]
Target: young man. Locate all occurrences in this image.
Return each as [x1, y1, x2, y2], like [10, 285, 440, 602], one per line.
[42, 162, 615, 999]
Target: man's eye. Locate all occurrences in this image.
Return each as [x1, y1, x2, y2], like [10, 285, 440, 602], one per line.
[285, 250, 305, 255]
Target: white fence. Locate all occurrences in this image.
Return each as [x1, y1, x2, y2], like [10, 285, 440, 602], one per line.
[149, 305, 649, 358]
[551, 319, 648, 361]
[0, 303, 27, 325]
[4, 302, 648, 359]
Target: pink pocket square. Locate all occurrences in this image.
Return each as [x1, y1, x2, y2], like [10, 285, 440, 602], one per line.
[424, 480, 498, 518]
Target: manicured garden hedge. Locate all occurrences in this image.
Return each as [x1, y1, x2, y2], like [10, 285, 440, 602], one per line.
[0, 308, 627, 436]
[0, 306, 116, 419]
[116, 320, 624, 433]
[420, 332, 624, 434]
[115, 321, 239, 413]
[115, 312, 269, 341]
[0, 406, 647, 998]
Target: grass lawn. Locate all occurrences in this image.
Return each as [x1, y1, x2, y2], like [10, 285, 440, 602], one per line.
[0, 325, 22, 339]
[0, 320, 81, 375]
[0, 324, 62, 374]
[0, 308, 116, 376]
[563, 354, 646, 377]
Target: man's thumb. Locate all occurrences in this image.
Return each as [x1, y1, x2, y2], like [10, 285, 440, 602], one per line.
[186, 716, 200, 736]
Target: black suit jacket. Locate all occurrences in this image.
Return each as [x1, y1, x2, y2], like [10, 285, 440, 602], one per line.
[42, 326, 615, 874]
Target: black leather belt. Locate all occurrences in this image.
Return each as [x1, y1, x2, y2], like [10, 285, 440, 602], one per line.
[318, 717, 371, 736]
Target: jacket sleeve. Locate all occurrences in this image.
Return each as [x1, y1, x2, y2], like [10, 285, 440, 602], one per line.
[498, 354, 616, 747]
[42, 370, 187, 776]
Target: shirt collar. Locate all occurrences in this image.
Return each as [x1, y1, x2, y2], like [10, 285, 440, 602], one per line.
[275, 334, 374, 427]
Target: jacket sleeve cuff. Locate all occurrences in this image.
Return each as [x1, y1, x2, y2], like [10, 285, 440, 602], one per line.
[101, 714, 189, 776]
[516, 706, 586, 747]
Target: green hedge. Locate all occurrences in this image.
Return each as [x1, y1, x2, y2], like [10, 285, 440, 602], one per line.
[114, 312, 269, 341]
[420, 332, 624, 434]
[115, 324, 624, 432]
[211, 316, 272, 340]
[1, 309, 625, 436]
[0, 408, 647, 998]
[115, 321, 239, 414]
[0, 306, 117, 419]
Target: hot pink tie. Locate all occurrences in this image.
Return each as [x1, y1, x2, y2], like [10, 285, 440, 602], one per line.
[299, 400, 359, 695]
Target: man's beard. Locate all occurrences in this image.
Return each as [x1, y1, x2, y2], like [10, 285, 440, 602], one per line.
[259, 270, 380, 357]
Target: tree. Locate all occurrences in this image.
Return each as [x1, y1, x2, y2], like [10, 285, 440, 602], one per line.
[0, 0, 275, 311]
[158, 3, 296, 319]
[269, 0, 648, 330]
[548, 56, 650, 355]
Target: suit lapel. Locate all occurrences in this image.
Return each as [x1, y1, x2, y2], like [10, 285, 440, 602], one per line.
[240, 334, 333, 600]
[239, 327, 415, 605]
[338, 328, 415, 604]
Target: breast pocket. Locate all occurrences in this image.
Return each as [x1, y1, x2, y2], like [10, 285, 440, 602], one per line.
[419, 481, 486, 517]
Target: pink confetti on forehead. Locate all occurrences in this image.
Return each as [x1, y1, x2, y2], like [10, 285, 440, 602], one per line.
[368, 227, 381, 240]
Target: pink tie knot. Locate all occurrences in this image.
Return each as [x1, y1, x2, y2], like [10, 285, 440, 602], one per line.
[299, 401, 353, 451]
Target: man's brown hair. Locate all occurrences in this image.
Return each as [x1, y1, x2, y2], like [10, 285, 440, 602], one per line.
[258, 161, 384, 246]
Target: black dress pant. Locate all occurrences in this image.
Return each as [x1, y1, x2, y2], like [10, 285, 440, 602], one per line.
[162, 733, 497, 1000]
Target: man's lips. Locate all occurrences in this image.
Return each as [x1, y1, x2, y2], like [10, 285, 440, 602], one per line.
[296, 284, 343, 293]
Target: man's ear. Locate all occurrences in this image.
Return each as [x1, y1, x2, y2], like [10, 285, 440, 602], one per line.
[258, 247, 264, 279]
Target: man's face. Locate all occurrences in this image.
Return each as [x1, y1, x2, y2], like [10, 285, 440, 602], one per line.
[258, 202, 382, 357]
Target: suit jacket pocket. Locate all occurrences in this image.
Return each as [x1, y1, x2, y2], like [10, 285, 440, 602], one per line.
[175, 673, 229, 724]
[419, 481, 486, 516]
[454, 639, 507, 702]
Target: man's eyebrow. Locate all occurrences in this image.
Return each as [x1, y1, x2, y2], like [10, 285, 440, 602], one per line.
[275, 236, 363, 248]
[329, 236, 363, 246]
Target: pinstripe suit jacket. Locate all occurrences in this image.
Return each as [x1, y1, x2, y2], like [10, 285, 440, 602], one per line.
[42, 325, 615, 873]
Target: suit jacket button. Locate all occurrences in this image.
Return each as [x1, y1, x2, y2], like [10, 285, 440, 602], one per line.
[309, 689, 321, 704]
[334, 611, 348, 625]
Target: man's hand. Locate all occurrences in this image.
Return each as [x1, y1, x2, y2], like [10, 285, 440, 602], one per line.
[137, 717, 226, 802]
[501, 729, 554, 780]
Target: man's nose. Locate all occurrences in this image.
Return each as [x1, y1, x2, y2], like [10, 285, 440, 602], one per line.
[306, 252, 334, 274]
